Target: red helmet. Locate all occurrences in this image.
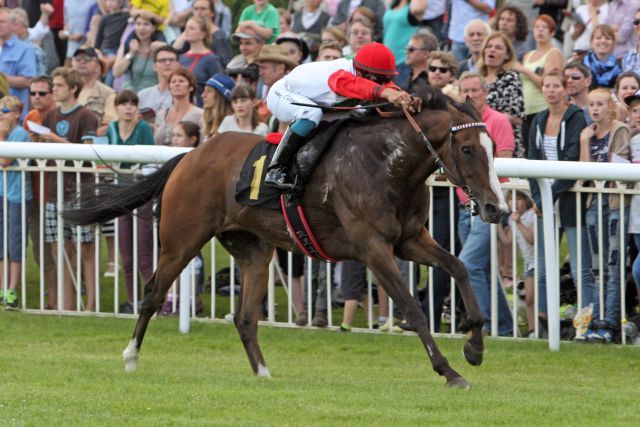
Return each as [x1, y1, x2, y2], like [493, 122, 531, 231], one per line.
[353, 42, 397, 77]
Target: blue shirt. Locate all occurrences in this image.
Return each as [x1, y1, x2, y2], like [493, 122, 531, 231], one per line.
[0, 126, 32, 202]
[0, 36, 37, 122]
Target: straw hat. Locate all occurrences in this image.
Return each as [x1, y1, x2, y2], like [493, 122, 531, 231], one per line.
[254, 45, 299, 69]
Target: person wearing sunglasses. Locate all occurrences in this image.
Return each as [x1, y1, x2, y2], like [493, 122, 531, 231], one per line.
[621, 10, 640, 76]
[394, 31, 437, 92]
[563, 61, 594, 124]
[0, 95, 32, 309]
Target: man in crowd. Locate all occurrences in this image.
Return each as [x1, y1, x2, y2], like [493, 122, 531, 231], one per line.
[227, 26, 265, 71]
[138, 45, 180, 120]
[72, 46, 116, 136]
[24, 76, 56, 309]
[0, 7, 36, 121]
[395, 30, 438, 92]
[457, 19, 491, 76]
[457, 71, 514, 337]
[493, 5, 529, 61]
[39, 67, 99, 311]
[563, 61, 593, 125]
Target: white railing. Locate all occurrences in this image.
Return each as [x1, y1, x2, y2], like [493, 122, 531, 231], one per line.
[0, 142, 638, 351]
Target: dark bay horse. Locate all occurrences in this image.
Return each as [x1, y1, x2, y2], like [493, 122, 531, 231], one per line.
[65, 88, 508, 389]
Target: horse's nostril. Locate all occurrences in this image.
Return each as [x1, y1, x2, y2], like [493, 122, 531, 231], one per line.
[484, 203, 498, 217]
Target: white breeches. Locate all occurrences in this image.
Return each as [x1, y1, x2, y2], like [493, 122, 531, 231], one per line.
[266, 79, 323, 126]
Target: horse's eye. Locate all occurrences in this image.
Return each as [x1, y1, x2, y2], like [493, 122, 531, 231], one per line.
[461, 146, 473, 156]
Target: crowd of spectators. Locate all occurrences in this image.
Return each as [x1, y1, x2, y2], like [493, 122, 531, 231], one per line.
[0, 0, 638, 343]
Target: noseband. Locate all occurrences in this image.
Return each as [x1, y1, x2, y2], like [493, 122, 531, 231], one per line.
[402, 107, 486, 198]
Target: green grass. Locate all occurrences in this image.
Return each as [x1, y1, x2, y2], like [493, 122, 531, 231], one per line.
[1, 311, 639, 426]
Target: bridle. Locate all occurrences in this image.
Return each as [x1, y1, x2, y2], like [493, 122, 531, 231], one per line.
[400, 106, 486, 199]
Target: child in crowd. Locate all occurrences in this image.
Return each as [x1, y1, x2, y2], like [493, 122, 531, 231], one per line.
[217, 85, 268, 136]
[497, 189, 536, 337]
[171, 120, 201, 148]
[0, 96, 32, 308]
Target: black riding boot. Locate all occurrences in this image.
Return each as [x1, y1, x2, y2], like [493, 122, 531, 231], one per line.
[264, 128, 307, 191]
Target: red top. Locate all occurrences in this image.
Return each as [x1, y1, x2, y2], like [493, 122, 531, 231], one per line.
[327, 70, 389, 100]
[50, 0, 64, 30]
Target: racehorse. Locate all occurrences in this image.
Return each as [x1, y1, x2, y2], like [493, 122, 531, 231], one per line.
[64, 86, 508, 389]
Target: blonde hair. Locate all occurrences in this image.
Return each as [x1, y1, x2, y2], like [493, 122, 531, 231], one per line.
[588, 88, 618, 121]
[187, 15, 212, 48]
[0, 95, 23, 113]
[476, 32, 517, 77]
[202, 90, 231, 140]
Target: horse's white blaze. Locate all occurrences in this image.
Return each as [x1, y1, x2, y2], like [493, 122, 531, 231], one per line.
[257, 364, 271, 378]
[123, 338, 140, 372]
[479, 133, 507, 211]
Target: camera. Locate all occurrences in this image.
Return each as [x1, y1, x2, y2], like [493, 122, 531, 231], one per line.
[227, 63, 260, 83]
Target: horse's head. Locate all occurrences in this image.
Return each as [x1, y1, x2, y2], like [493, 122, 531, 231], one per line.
[442, 99, 508, 223]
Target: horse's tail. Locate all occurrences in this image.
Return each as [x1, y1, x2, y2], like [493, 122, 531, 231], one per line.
[63, 153, 187, 225]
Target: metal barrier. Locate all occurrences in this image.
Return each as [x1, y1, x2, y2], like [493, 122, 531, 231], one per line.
[0, 142, 639, 351]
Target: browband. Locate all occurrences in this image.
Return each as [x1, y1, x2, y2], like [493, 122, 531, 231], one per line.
[451, 122, 486, 132]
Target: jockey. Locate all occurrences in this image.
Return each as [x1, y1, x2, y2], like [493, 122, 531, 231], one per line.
[264, 42, 413, 191]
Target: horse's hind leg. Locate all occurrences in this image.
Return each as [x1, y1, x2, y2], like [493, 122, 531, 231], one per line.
[218, 231, 274, 377]
[398, 228, 484, 367]
[363, 238, 469, 389]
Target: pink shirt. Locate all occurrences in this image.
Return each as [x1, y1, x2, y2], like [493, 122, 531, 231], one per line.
[456, 105, 514, 204]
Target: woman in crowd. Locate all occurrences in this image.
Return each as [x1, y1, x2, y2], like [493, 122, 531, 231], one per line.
[276, 32, 309, 65]
[113, 13, 166, 92]
[622, 9, 640, 76]
[218, 85, 268, 136]
[514, 15, 563, 157]
[320, 26, 347, 50]
[583, 25, 621, 89]
[477, 31, 526, 157]
[527, 72, 595, 338]
[201, 73, 234, 141]
[579, 88, 631, 343]
[178, 15, 223, 106]
[343, 17, 374, 57]
[292, 0, 331, 56]
[154, 67, 203, 146]
[382, 0, 425, 65]
[614, 71, 640, 124]
[570, 0, 609, 54]
[106, 90, 155, 314]
[0, 96, 31, 309]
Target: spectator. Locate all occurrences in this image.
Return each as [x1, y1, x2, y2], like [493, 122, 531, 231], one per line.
[226, 27, 265, 70]
[291, 0, 330, 57]
[72, 46, 117, 136]
[614, 71, 640, 124]
[492, 5, 529, 62]
[167, 0, 195, 31]
[24, 76, 56, 310]
[448, 0, 495, 63]
[456, 72, 514, 336]
[0, 6, 36, 121]
[513, 15, 564, 158]
[602, 0, 637, 60]
[0, 71, 7, 98]
[418, 0, 446, 44]
[579, 88, 631, 343]
[344, 17, 374, 57]
[237, 0, 281, 44]
[94, 0, 129, 70]
[178, 16, 223, 106]
[622, 9, 640, 76]
[218, 84, 268, 136]
[8, 8, 47, 77]
[227, 63, 260, 92]
[583, 24, 622, 89]
[564, 60, 593, 124]
[106, 90, 155, 315]
[330, 0, 385, 42]
[571, 0, 609, 54]
[457, 19, 491, 76]
[382, 0, 426, 66]
[0, 95, 32, 308]
[395, 31, 438, 92]
[427, 51, 459, 95]
[276, 32, 309, 65]
[113, 13, 166, 92]
[59, 0, 95, 64]
[129, 0, 170, 30]
[154, 67, 203, 146]
[320, 26, 347, 50]
[39, 67, 99, 311]
[477, 31, 525, 157]
[213, 0, 232, 38]
[316, 41, 343, 61]
[626, 91, 640, 296]
[627, 89, 640, 135]
[201, 73, 234, 141]
[138, 45, 181, 116]
[528, 71, 594, 339]
[278, 7, 292, 34]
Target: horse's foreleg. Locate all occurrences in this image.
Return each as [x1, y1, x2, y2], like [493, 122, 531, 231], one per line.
[219, 231, 273, 377]
[397, 228, 484, 367]
[363, 239, 469, 389]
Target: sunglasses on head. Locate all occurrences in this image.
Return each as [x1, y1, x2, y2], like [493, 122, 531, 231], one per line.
[30, 91, 50, 97]
[429, 65, 450, 73]
[634, 19, 640, 26]
[0, 107, 14, 113]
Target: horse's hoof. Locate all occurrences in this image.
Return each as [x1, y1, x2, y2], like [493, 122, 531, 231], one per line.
[463, 341, 483, 366]
[256, 364, 271, 378]
[447, 376, 471, 390]
[123, 339, 140, 372]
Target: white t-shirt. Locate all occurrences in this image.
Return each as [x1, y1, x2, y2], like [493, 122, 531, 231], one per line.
[509, 209, 536, 272]
[629, 134, 640, 233]
[217, 115, 269, 137]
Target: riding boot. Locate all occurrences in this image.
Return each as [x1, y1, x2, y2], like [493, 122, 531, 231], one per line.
[264, 127, 308, 191]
